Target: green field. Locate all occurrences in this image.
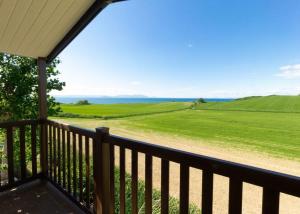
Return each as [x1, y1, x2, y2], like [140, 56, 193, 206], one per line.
[59, 102, 190, 119]
[123, 110, 300, 160]
[56, 96, 300, 161]
[197, 95, 300, 113]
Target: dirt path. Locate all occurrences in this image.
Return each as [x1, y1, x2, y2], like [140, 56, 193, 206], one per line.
[57, 118, 300, 213]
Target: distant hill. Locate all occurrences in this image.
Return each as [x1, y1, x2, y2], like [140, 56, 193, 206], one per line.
[197, 95, 300, 113]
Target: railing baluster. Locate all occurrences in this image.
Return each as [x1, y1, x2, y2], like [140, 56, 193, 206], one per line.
[53, 127, 57, 183]
[7, 127, 14, 185]
[44, 123, 48, 175]
[145, 154, 153, 214]
[131, 150, 138, 214]
[19, 126, 26, 180]
[57, 128, 61, 185]
[73, 132, 77, 198]
[0, 151, 2, 187]
[79, 134, 83, 202]
[93, 136, 100, 213]
[110, 144, 115, 214]
[49, 125, 53, 179]
[85, 136, 90, 209]
[229, 178, 243, 214]
[120, 146, 126, 214]
[262, 188, 279, 214]
[202, 171, 213, 214]
[180, 164, 189, 214]
[161, 159, 170, 214]
[31, 124, 37, 177]
[67, 131, 71, 194]
[62, 129, 66, 188]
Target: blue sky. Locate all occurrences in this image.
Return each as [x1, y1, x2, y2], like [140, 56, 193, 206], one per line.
[55, 0, 300, 98]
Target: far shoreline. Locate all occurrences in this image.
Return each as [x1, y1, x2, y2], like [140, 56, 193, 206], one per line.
[55, 96, 234, 104]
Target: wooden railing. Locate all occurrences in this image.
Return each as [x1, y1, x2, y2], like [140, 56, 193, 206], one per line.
[45, 120, 96, 213]
[0, 120, 41, 191]
[104, 131, 300, 214]
[0, 119, 300, 214]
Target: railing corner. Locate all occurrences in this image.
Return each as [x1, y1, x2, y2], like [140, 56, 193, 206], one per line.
[94, 126, 112, 214]
[95, 127, 110, 136]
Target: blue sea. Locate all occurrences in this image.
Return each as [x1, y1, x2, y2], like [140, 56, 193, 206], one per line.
[55, 97, 234, 104]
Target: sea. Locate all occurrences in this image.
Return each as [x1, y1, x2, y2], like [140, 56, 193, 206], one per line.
[55, 97, 234, 104]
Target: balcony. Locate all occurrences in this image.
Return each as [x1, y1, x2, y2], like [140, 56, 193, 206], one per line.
[0, 119, 299, 214]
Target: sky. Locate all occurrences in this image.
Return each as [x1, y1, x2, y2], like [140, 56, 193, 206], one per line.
[55, 0, 300, 98]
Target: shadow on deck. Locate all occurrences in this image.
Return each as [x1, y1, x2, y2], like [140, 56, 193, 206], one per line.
[0, 180, 84, 214]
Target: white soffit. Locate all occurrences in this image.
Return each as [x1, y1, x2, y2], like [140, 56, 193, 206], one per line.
[0, 0, 95, 59]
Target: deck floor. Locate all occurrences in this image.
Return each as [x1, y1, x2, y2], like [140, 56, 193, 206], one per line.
[0, 180, 84, 214]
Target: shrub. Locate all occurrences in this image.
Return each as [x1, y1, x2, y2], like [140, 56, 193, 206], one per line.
[113, 168, 201, 213]
[191, 98, 207, 109]
[196, 98, 206, 104]
[76, 165, 201, 213]
[76, 100, 90, 105]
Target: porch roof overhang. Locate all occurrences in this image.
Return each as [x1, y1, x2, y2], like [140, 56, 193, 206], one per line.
[0, 0, 123, 63]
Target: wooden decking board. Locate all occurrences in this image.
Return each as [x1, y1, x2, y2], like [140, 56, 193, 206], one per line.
[0, 180, 84, 214]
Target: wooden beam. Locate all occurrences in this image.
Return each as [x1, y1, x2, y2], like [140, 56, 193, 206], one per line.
[37, 58, 47, 119]
[94, 127, 112, 214]
[37, 57, 48, 176]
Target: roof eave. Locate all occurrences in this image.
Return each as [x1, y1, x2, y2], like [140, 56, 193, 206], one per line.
[46, 0, 126, 63]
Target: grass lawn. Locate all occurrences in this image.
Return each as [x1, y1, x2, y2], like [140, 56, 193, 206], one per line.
[122, 110, 300, 160]
[59, 102, 190, 118]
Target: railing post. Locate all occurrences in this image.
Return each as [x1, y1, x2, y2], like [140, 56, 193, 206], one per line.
[94, 127, 112, 214]
[37, 57, 48, 177]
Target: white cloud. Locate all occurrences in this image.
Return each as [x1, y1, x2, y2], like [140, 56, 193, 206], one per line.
[276, 64, 300, 79]
[130, 81, 141, 86]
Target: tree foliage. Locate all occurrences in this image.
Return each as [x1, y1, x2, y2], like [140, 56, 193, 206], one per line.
[0, 53, 65, 121]
[195, 98, 206, 104]
[190, 98, 206, 109]
[76, 99, 90, 105]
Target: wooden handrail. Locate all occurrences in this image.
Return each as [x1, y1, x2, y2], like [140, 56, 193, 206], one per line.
[108, 134, 300, 198]
[0, 119, 38, 128]
[46, 119, 96, 139]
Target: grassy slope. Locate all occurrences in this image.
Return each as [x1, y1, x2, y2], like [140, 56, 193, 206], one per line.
[124, 110, 300, 160]
[60, 102, 190, 118]
[197, 95, 300, 113]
